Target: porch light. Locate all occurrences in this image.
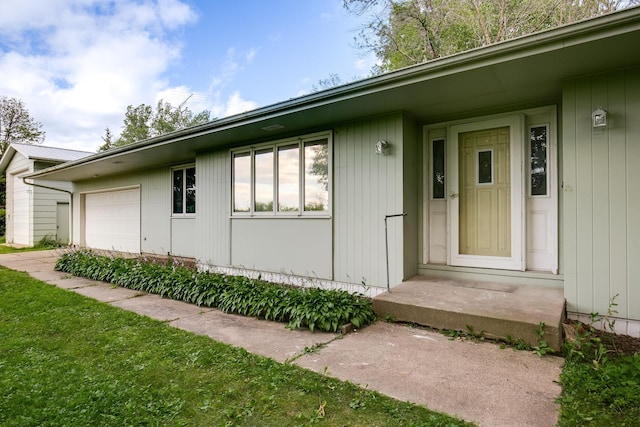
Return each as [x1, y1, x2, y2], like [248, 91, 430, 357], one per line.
[592, 107, 607, 128]
[375, 140, 388, 155]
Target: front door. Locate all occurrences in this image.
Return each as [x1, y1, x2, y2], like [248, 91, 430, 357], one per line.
[458, 127, 511, 257]
[449, 116, 524, 270]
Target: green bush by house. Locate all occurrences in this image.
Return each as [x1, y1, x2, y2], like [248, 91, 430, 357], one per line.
[55, 250, 376, 333]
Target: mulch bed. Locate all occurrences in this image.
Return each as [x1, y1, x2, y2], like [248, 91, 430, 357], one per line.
[565, 320, 640, 357]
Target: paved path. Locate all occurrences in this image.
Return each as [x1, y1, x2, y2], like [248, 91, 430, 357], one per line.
[0, 250, 563, 427]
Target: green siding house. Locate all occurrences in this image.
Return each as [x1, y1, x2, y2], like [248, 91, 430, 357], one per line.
[29, 7, 640, 337]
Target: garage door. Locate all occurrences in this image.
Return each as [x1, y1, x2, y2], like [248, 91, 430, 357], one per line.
[85, 188, 140, 253]
[13, 175, 30, 245]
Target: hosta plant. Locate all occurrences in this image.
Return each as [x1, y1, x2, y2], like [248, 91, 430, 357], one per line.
[55, 250, 376, 333]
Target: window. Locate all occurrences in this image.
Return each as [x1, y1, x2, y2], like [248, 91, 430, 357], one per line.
[432, 139, 445, 199]
[477, 149, 493, 185]
[254, 149, 274, 212]
[529, 125, 548, 196]
[232, 134, 330, 216]
[277, 145, 299, 212]
[173, 166, 195, 214]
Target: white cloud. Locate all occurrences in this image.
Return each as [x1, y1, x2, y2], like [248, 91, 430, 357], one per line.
[220, 91, 258, 117]
[0, 0, 197, 152]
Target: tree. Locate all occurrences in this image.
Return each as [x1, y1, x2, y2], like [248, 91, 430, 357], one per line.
[312, 73, 345, 92]
[0, 96, 45, 158]
[97, 127, 116, 152]
[344, 0, 639, 74]
[101, 99, 211, 151]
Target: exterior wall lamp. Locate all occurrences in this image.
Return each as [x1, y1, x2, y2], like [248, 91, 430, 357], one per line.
[375, 140, 388, 155]
[592, 107, 608, 128]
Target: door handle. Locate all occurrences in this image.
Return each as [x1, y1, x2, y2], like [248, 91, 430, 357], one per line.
[449, 193, 459, 198]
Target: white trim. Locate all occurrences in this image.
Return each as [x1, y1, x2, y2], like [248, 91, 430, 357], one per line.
[475, 148, 494, 186]
[230, 130, 333, 218]
[79, 184, 141, 195]
[81, 186, 141, 253]
[170, 164, 196, 217]
[525, 106, 559, 274]
[448, 114, 525, 271]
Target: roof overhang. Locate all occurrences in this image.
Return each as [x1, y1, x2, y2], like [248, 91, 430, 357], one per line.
[28, 6, 640, 182]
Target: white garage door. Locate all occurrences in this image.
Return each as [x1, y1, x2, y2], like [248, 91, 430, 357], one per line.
[13, 175, 30, 245]
[85, 188, 140, 253]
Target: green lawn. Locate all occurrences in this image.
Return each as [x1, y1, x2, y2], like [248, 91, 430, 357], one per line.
[0, 267, 471, 426]
[0, 236, 62, 254]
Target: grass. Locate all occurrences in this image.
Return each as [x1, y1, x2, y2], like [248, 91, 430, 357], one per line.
[0, 235, 64, 254]
[0, 267, 472, 427]
[557, 354, 640, 427]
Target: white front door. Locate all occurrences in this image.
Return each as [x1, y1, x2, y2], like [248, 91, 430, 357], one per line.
[448, 115, 524, 270]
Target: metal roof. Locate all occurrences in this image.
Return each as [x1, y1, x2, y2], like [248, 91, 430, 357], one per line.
[0, 143, 93, 173]
[10, 143, 93, 162]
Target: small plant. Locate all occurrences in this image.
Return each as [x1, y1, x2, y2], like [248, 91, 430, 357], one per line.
[360, 277, 370, 293]
[503, 334, 532, 351]
[35, 234, 66, 249]
[532, 322, 552, 356]
[465, 324, 485, 341]
[564, 294, 621, 365]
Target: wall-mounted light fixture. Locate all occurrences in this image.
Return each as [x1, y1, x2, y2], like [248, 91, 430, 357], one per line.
[592, 107, 607, 128]
[375, 140, 388, 155]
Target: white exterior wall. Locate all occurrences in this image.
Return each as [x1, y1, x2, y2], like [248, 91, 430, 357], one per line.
[72, 167, 171, 254]
[5, 154, 71, 245]
[333, 112, 414, 288]
[6, 153, 32, 244]
[563, 67, 640, 335]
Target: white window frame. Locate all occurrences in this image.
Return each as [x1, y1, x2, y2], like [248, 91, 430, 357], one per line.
[171, 164, 196, 216]
[476, 148, 494, 186]
[431, 137, 446, 201]
[231, 131, 332, 218]
[528, 123, 550, 198]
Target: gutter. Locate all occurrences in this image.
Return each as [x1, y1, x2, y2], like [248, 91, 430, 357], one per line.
[26, 6, 640, 182]
[22, 177, 74, 245]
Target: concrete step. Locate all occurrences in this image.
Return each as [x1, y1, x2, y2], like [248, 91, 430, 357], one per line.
[372, 276, 565, 351]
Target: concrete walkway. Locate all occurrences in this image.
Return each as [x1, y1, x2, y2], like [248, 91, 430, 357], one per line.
[0, 250, 563, 427]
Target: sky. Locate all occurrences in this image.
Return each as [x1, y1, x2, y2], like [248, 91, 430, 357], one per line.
[0, 0, 378, 152]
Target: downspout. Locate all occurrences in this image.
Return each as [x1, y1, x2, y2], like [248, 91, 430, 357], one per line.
[22, 178, 74, 245]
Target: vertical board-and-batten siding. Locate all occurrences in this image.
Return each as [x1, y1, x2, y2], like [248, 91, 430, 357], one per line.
[6, 155, 70, 245]
[333, 112, 414, 288]
[73, 167, 171, 254]
[195, 150, 230, 266]
[6, 153, 33, 244]
[562, 67, 640, 327]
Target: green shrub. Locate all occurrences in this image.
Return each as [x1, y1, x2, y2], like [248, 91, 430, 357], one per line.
[55, 250, 376, 333]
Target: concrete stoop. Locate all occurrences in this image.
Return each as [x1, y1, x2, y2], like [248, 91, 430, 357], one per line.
[373, 276, 565, 351]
